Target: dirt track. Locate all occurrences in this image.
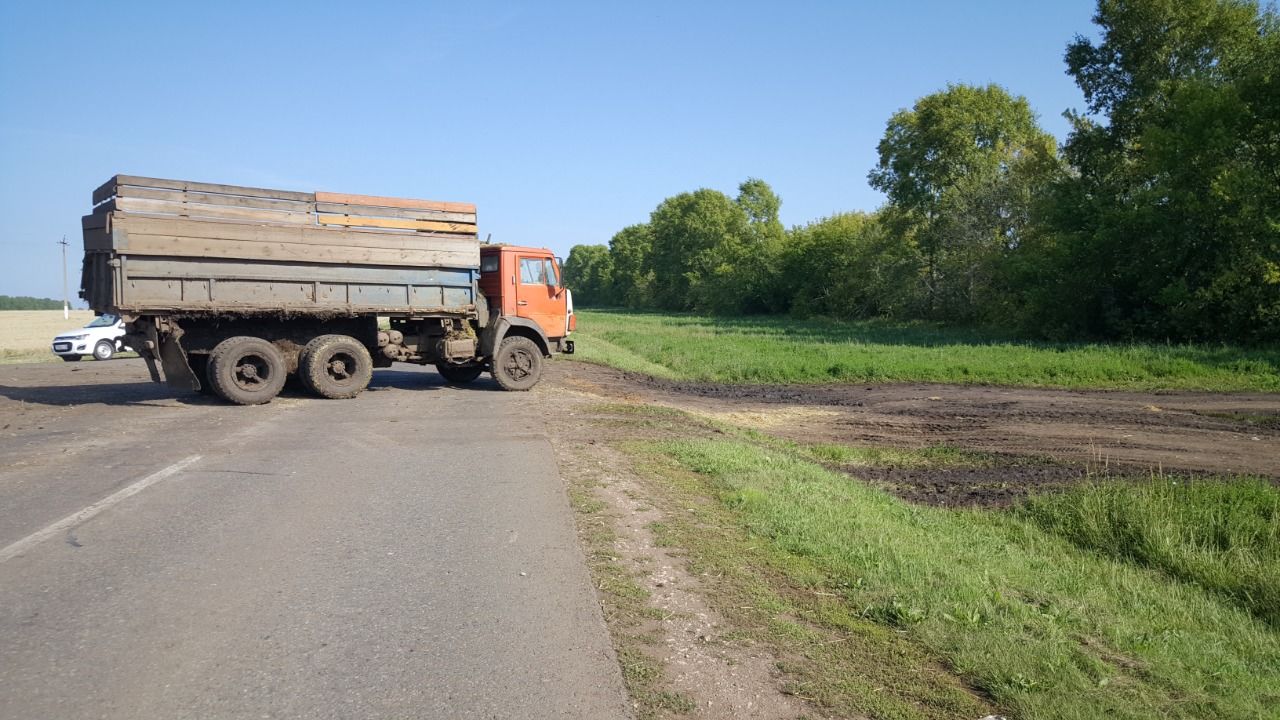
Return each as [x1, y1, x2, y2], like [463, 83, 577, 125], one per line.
[550, 362, 1280, 505]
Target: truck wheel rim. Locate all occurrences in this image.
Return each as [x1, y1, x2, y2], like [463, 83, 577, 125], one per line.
[504, 349, 534, 380]
[233, 354, 271, 391]
[325, 352, 357, 385]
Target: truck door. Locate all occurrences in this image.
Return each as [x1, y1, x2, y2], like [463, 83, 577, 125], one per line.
[514, 254, 566, 338]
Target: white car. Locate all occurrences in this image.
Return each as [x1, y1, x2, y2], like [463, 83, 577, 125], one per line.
[51, 314, 130, 362]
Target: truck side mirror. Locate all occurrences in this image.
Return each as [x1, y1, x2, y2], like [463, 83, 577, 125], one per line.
[547, 258, 561, 288]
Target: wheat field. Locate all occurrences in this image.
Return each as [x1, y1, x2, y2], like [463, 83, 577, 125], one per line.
[0, 310, 96, 363]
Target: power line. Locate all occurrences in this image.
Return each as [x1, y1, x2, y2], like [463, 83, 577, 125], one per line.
[58, 236, 70, 319]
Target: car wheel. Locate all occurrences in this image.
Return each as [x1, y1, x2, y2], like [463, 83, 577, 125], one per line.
[61, 355, 82, 362]
[207, 336, 287, 405]
[92, 340, 115, 361]
[491, 336, 544, 391]
[299, 335, 373, 399]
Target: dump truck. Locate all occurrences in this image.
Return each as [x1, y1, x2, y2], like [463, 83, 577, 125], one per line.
[80, 175, 575, 405]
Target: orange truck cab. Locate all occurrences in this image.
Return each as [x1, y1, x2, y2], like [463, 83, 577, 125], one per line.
[478, 244, 576, 357]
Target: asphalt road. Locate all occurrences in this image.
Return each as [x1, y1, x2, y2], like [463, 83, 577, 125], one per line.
[0, 359, 629, 719]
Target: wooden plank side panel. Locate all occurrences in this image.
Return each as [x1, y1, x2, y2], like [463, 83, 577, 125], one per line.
[313, 202, 476, 224]
[120, 234, 477, 268]
[111, 176, 314, 203]
[315, 191, 475, 214]
[123, 256, 476, 286]
[119, 185, 313, 213]
[82, 217, 128, 251]
[316, 213, 477, 235]
[91, 176, 119, 206]
[115, 196, 313, 225]
[82, 212, 108, 230]
[116, 214, 478, 253]
[113, 215, 479, 268]
[82, 226, 113, 251]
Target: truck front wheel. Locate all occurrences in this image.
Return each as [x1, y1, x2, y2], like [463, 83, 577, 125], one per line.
[300, 335, 373, 399]
[208, 336, 287, 405]
[492, 336, 543, 391]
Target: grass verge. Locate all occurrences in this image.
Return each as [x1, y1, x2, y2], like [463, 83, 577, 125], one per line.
[607, 411, 1280, 719]
[571, 309, 1280, 392]
[1020, 477, 1280, 626]
[623, 440, 996, 720]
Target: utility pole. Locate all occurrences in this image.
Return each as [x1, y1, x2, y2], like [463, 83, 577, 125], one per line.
[58, 236, 69, 319]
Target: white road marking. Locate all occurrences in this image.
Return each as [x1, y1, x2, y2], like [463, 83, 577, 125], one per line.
[0, 455, 202, 563]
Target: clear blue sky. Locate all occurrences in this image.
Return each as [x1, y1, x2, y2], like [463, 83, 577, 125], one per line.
[0, 0, 1097, 302]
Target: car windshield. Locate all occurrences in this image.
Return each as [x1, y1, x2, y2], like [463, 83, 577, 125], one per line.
[85, 314, 118, 328]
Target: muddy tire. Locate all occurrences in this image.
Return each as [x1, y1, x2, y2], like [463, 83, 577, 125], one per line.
[491, 336, 543, 391]
[437, 364, 484, 385]
[92, 340, 115, 361]
[300, 334, 373, 399]
[207, 336, 287, 405]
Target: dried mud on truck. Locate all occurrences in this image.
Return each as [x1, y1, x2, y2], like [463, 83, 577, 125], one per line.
[80, 175, 575, 404]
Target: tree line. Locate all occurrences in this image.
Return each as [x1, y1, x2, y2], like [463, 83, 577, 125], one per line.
[563, 0, 1280, 343]
[0, 295, 63, 310]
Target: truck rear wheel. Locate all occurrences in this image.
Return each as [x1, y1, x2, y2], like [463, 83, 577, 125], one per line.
[208, 336, 287, 405]
[300, 335, 373, 399]
[436, 364, 484, 385]
[491, 336, 543, 391]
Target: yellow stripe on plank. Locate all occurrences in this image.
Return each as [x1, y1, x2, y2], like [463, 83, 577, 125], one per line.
[317, 213, 477, 234]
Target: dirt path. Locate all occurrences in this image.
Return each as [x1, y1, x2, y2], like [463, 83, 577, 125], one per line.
[549, 361, 1280, 491]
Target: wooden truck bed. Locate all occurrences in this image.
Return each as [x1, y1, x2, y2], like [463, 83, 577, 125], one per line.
[80, 175, 482, 315]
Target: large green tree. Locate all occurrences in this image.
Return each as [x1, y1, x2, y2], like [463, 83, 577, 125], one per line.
[869, 83, 1060, 321]
[734, 178, 790, 313]
[562, 244, 614, 306]
[607, 223, 655, 309]
[780, 212, 919, 318]
[648, 189, 753, 312]
[1053, 0, 1280, 340]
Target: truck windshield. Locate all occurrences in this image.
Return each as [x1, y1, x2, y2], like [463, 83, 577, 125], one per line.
[86, 314, 119, 328]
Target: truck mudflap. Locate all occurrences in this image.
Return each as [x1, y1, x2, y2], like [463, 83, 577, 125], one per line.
[127, 319, 200, 391]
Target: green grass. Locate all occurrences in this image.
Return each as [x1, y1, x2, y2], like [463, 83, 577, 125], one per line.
[634, 437, 1280, 720]
[572, 309, 1280, 391]
[802, 442, 999, 469]
[1021, 477, 1280, 626]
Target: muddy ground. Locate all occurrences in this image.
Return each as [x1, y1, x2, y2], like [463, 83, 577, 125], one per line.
[547, 361, 1280, 506]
